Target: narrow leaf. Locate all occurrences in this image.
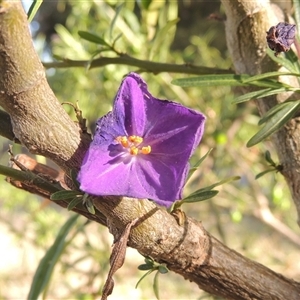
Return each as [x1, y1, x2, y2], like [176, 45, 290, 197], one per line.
[255, 168, 277, 179]
[78, 31, 110, 46]
[27, 0, 43, 23]
[171, 74, 249, 87]
[233, 87, 300, 104]
[85, 198, 95, 214]
[258, 101, 299, 125]
[138, 264, 154, 271]
[153, 271, 160, 300]
[247, 101, 300, 147]
[187, 148, 213, 181]
[50, 190, 82, 201]
[241, 71, 300, 84]
[109, 4, 124, 40]
[197, 176, 241, 192]
[67, 196, 84, 211]
[264, 150, 275, 166]
[28, 214, 79, 300]
[182, 190, 218, 203]
[112, 32, 123, 47]
[285, 49, 300, 74]
[247, 80, 289, 89]
[266, 48, 299, 73]
[233, 88, 272, 104]
[135, 269, 154, 289]
[150, 18, 180, 60]
[70, 169, 80, 189]
[145, 257, 155, 265]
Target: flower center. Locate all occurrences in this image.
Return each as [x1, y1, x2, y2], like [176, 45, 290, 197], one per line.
[115, 135, 151, 156]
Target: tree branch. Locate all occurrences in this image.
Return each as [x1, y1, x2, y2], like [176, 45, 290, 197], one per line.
[1, 1, 300, 299]
[221, 0, 300, 225]
[42, 55, 230, 75]
[0, 1, 90, 171]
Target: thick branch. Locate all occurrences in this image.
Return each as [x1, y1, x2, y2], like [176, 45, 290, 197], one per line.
[94, 197, 300, 300]
[0, 1, 90, 170]
[1, 1, 300, 299]
[221, 0, 300, 224]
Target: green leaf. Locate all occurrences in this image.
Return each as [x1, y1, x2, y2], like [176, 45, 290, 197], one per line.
[138, 263, 153, 271]
[150, 18, 180, 60]
[27, 0, 43, 23]
[135, 269, 154, 289]
[144, 257, 155, 265]
[247, 101, 300, 147]
[255, 168, 277, 179]
[264, 150, 275, 166]
[153, 271, 160, 300]
[85, 198, 95, 214]
[182, 190, 218, 203]
[241, 71, 300, 84]
[67, 196, 84, 211]
[197, 176, 241, 192]
[248, 80, 289, 89]
[285, 49, 300, 74]
[266, 48, 300, 73]
[187, 148, 213, 181]
[70, 169, 80, 189]
[158, 265, 168, 274]
[50, 190, 82, 201]
[109, 4, 124, 40]
[112, 32, 123, 47]
[78, 31, 110, 46]
[258, 101, 300, 125]
[172, 75, 284, 89]
[171, 74, 249, 87]
[232, 87, 300, 104]
[28, 214, 79, 300]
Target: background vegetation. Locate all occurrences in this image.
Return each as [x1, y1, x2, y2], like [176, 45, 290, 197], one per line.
[0, 1, 299, 299]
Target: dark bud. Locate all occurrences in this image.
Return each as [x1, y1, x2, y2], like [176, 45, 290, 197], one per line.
[266, 22, 296, 56]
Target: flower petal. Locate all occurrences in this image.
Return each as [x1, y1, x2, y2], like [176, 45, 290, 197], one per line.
[114, 74, 147, 136]
[78, 72, 206, 207]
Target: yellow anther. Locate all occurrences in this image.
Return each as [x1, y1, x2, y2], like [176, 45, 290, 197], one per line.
[129, 135, 143, 144]
[116, 135, 150, 155]
[116, 136, 129, 147]
[130, 147, 139, 155]
[141, 146, 151, 154]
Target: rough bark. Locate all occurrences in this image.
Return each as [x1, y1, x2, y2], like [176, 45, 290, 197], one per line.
[0, 1, 90, 170]
[221, 0, 300, 224]
[0, 1, 300, 299]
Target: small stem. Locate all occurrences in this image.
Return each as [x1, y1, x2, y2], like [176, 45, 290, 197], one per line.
[43, 55, 230, 75]
[0, 164, 61, 193]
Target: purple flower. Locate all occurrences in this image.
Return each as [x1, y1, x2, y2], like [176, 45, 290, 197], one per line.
[266, 22, 296, 56]
[78, 72, 206, 207]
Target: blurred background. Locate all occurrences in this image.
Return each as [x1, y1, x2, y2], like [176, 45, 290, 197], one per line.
[0, 0, 299, 299]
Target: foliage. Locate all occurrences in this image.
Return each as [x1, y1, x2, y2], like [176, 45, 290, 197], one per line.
[0, 1, 299, 299]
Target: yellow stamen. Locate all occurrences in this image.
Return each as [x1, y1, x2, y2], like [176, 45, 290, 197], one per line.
[116, 135, 151, 155]
[129, 135, 143, 144]
[130, 147, 139, 155]
[116, 136, 129, 147]
[141, 146, 151, 154]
